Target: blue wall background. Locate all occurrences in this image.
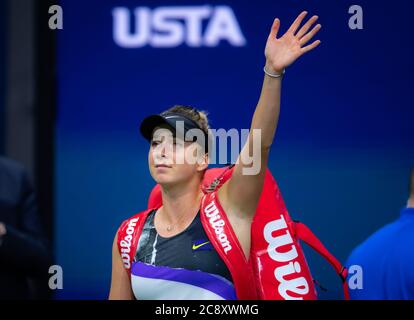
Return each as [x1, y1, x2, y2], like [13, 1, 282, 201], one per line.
[55, 0, 414, 299]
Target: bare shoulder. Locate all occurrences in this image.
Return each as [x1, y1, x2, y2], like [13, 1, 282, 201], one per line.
[108, 229, 134, 300]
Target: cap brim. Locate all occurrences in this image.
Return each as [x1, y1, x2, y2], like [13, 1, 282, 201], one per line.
[139, 115, 174, 142]
[139, 113, 209, 152]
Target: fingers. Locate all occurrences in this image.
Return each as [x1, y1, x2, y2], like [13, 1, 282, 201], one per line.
[269, 11, 322, 56]
[268, 18, 280, 39]
[296, 15, 318, 38]
[299, 23, 321, 46]
[301, 40, 321, 54]
[287, 11, 308, 34]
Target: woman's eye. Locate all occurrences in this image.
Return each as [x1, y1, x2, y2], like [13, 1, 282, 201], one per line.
[151, 141, 160, 147]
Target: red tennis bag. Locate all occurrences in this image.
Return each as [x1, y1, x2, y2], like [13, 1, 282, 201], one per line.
[118, 165, 349, 300]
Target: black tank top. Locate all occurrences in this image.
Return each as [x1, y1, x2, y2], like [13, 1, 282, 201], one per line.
[130, 209, 237, 300]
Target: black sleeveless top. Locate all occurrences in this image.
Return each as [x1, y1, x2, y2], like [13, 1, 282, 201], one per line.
[130, 210, 237, 300]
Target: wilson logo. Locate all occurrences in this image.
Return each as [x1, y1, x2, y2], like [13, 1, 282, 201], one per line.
[204, 201, 232, 253]
[112, 5, 246, 48]
[120, 218, 139, 269]
[263, 215, 310, 300]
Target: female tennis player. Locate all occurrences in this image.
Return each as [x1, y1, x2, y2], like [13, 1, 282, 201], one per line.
[109, 11, 321, 300]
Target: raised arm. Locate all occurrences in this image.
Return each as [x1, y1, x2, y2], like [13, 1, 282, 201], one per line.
[218, 11, 321, 257]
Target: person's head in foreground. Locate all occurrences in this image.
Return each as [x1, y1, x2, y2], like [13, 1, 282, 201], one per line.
[140, 105, 210, 189]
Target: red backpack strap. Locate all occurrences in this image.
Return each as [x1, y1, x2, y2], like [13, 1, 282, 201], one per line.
[117, 210, 152, 276]
[200, 192, 258, 300]
[291, 221, 350, 300]
[201, 165, 234, 193]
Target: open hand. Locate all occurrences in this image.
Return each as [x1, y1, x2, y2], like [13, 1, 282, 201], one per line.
[265, 11, 321, 74]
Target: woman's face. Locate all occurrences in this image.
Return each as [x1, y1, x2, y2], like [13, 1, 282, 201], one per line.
[148, 125, 208, 186]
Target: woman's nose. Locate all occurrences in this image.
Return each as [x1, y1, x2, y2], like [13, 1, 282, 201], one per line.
[160, 145, 166, 157]
[153, 141, 170, 159]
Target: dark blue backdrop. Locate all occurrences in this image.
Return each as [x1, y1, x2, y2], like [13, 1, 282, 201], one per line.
[55, 0, 414, 299]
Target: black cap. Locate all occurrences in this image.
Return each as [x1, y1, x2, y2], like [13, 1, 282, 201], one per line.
[139, 113, 209, 152]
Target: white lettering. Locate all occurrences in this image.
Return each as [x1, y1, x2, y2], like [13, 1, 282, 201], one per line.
[112, 6, 246, 48]
[48, 265, 63, 290]
[204, 6, 246, 47]
[204, 201, 232, 253]
[348, 264, 363, 289]
[264, 215, 310, 299]
[348, 5, 363, 30]
[120, 218, 139, 269]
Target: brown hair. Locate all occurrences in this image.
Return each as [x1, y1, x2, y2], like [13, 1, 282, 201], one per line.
[160, 105, 210, 136]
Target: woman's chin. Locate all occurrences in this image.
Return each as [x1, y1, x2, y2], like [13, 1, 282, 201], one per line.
[151, 169, 191, 186]
[153, 174, 175, 186]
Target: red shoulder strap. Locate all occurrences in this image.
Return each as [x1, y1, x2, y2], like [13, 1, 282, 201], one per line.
[200, 192, 258, 300]
[291, 221, 350, 300]
[117, 210, 152, 275]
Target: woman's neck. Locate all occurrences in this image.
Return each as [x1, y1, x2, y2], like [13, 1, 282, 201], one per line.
[159, 178, 203, 226]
